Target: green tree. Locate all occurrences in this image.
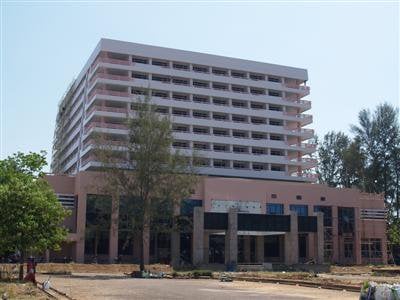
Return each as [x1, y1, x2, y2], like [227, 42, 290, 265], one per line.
[0, 151, 69, 280]
[93, 95, 197, 271]
[317, 131, 350, 187]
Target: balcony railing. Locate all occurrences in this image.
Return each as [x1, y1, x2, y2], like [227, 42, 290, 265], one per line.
[289, 157, 318, 164]
[91, 54, 132, 70]
[87, 105, 128, 115]
[84, 122, 128, 133]
[90, 73, 130, 83]
[88, 89, 130, 100]
[286, 142, 317, 149]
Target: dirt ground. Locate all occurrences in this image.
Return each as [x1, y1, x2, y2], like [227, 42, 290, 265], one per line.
[36, 274, 359, 300]
[0, 282, 48, 300]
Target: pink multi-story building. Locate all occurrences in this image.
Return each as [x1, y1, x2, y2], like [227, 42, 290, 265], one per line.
[47, 39, 387, 266]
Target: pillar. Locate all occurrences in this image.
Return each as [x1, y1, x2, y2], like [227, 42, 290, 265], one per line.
[192, 206, 204, 266]
[171, 231, 180, 268]
[75, 192, 87, 263]
[204, 232, 210, 264]
[225, 208, 238, 265]
[109, 195, 119, 263]
[354, 208, 362, 264]
[256, 236, 264, 263]
[284, 211, 298, 265]
[315, 212, 324, 264]
[308, 233, 316, 260]
[331, 207, 339, 263]
[244, 236, 251, 263]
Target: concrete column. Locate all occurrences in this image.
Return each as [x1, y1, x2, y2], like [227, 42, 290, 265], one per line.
[354, 208, 362, 264]
[284, 212, 298, 265]
[244, 236, 251, 262]
[192, 207, 204, 266]
[315, 212, 324, 264]
[225, 208, 238, 265]
[256, 236, 264, 263]
[75, 192, 87, 263]
[171, 231, 180, 268]
[109, 195, 119, 263]
[308, 233, 316, 260]
[331, 207, 339, 263]
[204, 232, 210, 264]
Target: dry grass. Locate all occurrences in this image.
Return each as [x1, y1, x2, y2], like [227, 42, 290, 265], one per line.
[0, 282, 48, 300]
[35, 263, 172, 274]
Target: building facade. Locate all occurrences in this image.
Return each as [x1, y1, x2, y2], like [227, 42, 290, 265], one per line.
[48, 39, 387, 266]
[46, 172, 387, 266]
[52, 38, 316, 182]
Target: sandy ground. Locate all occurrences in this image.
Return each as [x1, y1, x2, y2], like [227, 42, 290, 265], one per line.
[37, 274, 359, 300]
[0, 282, 48, 300]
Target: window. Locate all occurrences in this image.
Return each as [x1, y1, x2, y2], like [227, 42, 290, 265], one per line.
[253, 163, 267, 171]
[172, 108, 189, 116]
[338, 207, 355, 234]
[250, 102, 265, 110]
[251, 117, 266, 125]
[233, 146, 248, 153]
[344, 241, 354, 258]
[193, 126, 209, 134]
[296, 195, 302, 200]
[361, 239, 382, 258]
[320, 196, 326, 201]
[152, 75, 170, 83]
[193, 95, 210, 103]
[173, 62, 189, 71]
[268, 76, 281, 83]
[267, 203, 284, 215]
[252, 147, 266, 155]
[213, 113, 228, 121]
[271, 149, 284, 156]
[232, 115, 247, 123]
[213, 97, 229, 106]
[212, 68, 228, 76]
[232, 130, 247, 138]
[290, 204, 308, 216]
[250, 88, 265, 95]
[233, 161, 248, 169]
[232, 100, 247, 108]
[155, 107, 168, 114]
[269, 90, 281, 97]
[213, 144, 229, 152]
[271, 165, 284, 171]
[152, 59, 169, 68]
[132, 56, 148, 64]
[314, 205, 332, 226]
[231, 71, 246, 78]
[193, 65, 209, 73]
[172, 125, 189, 132]
[131, 88, 147, 95]
[173, 141, 189, 149]
[271, 194, 277, 199]
[269, 105, 282, 111]
[249, 73, 265, 81]
[213, 128, 229, 136]
[131, 72, 148, 79]
[213, 83, 228, 90]
[172, 93, 189, 101]
[172, 78, 189, 86]
[193, 80, 209, 88]
[181, 199, 202, 215]
[231, 85, 247, 93]
[193, 111, 209, 119]
[193, 142, 209, 150]
[270, 135, 283, 141]
[213, 159, 229, 168]
[252, 132, 266, 140]
[152, 90, 169, 98]
[269, 119, 283, 126]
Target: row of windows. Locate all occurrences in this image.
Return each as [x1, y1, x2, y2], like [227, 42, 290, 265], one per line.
[172, 125, 284, 141]
[270, 193, 326, 202]
[130, 55, 300, 86]
[131, 87, 291, 112]
[266, 204, 333, 217]
[132, 72, 284, 96]
[173, 140, 285, 156]
[193, 158, 286, 171]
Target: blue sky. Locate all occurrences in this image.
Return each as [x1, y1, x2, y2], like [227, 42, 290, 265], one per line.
[1, 1, 399, 171]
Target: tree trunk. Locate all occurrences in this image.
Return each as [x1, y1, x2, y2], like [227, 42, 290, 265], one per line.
[139, 229, 145, 271]
[18, 252, 24, 281]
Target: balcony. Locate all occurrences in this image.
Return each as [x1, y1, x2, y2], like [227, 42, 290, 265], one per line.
[84, 121, 127, 134]
[87, 105, 128, 115]
[289, 157, 318, 164]
[88, 88, 130, 100]
[90, 72, 130, 84]
[286, 141, 317, 150]
[91, 53, 132, 69]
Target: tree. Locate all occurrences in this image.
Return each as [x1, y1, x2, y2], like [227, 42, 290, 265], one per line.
[0, 151, 69, 280]
[93, 95, 197, 271]
[317, 131, 350, 187]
